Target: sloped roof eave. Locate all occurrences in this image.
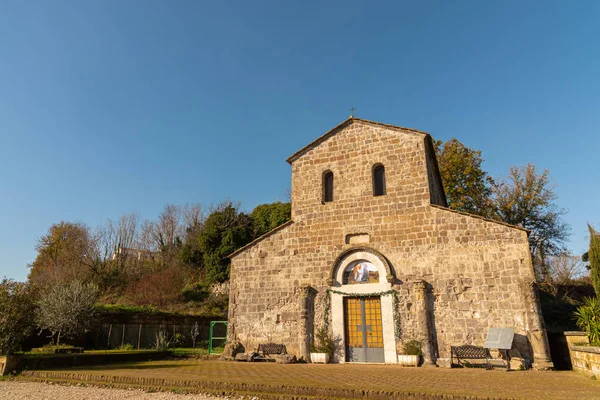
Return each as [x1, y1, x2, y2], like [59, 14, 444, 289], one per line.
[429, 204, 531, 233]
[227, 220, 295, 259]
[286, 117, 431, 164]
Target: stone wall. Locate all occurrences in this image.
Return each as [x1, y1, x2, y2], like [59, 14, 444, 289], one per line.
[0, 355, 21, 376]
[570, 345, 600, 379]
[561, 331, 600, 378]
[548, 331, 589, 370]
[228, 118, 552, 367]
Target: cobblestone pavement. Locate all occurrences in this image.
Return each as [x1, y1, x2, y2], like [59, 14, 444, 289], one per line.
[15, 360, 600, 400]
[0, 381, 246, 400]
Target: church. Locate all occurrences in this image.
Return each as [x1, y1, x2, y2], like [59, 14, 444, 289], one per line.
[227, 117, 553, 368]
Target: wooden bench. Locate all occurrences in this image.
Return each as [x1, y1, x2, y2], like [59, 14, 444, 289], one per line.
[254, 343, 287, 362]
[450, 345, 492, 369]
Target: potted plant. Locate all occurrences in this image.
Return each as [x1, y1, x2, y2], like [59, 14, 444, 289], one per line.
[398, 340, 422, 367]
[310, 326, 335, 363]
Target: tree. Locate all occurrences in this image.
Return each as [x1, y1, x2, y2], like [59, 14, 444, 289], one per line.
[0, 279, 36, 355]
[434, 139, 495, 217]
[180, 204, 206, 269]
[493, 164, 570, 281]
[92, 213, 145, 292]
[36, 280, 99, 345]
[250, 201, 291, 238]
[28, 222, 96, 287]
[144, 204, 188, 266]
[547, 253, 588, 284]
[587, 224, 600, 297]
[198, 202, 253, 283]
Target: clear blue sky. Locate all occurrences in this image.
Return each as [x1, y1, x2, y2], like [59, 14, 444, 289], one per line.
[1, 1, 598, 281]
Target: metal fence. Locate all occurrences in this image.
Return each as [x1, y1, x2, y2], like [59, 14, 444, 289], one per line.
[89, 319, 228, 350]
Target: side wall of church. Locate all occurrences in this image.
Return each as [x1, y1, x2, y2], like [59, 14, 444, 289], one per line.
[229, 120, 543, 362]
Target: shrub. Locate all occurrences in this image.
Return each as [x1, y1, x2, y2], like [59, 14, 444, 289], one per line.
[31, 344, 78, 353]
[0, 279, 36, 355]
[172, 333, 186, 347]
[181, 283, 209, 302]
[403, 340, 423, 356]
[123, 267, 183, 307]
[96, 304, 160, 315]
[311, 326, 335, 359]
[117, 343, 134, 351]
[574, 296, 600, 344]
[191, 322, 200, 349]
[152, 331, 172, 350]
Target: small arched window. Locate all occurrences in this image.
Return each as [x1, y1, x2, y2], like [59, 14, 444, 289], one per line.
[323, 170, 334, 203]
[373, 164, 386, 196]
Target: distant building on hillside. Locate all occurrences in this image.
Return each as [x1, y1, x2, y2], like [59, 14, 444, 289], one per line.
[111, 247, 154, 262]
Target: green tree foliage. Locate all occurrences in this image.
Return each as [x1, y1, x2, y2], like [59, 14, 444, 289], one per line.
[574, 297, 600, 344]
[198, 202, 253, 283]
[0, 279, 36, 355]
[250, 201, 291, 238]
[36, 280, 99, 345]
[434, 139, 570, 282]
[587, 224, 600, 297]
[28, 222, 95, 288]
[493, 164, 570, 281]
[434, 139, 494, 216]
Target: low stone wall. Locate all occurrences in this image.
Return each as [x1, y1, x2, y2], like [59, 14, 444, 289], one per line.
[570, 345, 600, 379]
[15, 351, 170, 372]
[0, 355, 22, 376]
[548, 331, 589, 370]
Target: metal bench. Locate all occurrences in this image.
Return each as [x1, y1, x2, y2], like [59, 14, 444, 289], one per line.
[450, 345, 492, 369]
[254, 343, 287, 362]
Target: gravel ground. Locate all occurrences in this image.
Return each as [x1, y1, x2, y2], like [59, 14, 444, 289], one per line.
[0, 381, 246, 400]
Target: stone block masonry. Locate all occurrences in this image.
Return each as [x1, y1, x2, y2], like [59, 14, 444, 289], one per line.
[227, 117, 553, 368]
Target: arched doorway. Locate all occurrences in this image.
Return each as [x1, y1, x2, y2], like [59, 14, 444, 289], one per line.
[330, 248, 397, 363]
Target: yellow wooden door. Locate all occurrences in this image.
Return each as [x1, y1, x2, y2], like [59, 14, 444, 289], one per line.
[344, 297, 384, 362]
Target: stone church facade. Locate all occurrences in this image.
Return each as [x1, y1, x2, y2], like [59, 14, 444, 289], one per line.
[227, 117, 553, 368]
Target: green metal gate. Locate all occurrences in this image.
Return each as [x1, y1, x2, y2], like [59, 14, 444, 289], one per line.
[209, 321, 228, 354]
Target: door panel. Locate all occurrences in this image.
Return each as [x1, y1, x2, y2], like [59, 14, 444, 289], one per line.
[344, 297, 384, 363]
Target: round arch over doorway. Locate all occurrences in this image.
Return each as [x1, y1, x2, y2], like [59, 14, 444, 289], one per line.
[328, 248, 398, 364]
[327, 246, 395, 287]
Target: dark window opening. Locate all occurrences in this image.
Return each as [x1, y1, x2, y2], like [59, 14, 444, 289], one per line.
[323, 171, 334, 203]
[373, 164, 386, 196]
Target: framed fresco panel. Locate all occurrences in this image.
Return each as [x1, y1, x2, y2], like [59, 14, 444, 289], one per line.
[343, 260, 379, 284]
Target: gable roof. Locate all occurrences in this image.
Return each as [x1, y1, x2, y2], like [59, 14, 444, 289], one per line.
[286, 117, 431, 164]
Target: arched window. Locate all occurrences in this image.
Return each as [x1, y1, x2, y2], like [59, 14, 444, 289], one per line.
[323, 170, 334, 203]
[372, 164, 386, 196]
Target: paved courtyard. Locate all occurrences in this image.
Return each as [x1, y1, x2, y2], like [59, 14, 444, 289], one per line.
[15, 360, 600, 400]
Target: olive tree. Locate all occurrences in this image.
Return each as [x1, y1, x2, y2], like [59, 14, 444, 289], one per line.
[36, 280, 99, 345]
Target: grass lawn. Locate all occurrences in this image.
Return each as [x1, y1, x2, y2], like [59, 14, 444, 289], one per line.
[170, 347, 224, 356]
[21, 347, 222, 356]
